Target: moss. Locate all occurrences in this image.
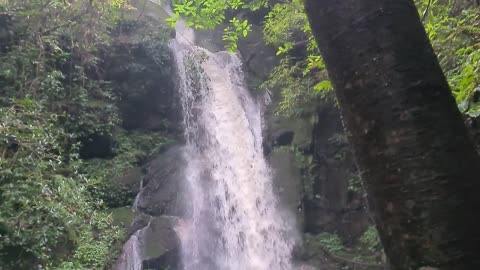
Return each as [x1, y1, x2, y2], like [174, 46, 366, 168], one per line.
[83, 129, 174, 207]
[109, 207, 136, 229]
[305, 233, 344, 254]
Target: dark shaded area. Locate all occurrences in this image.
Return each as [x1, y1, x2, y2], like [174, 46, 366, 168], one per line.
[135, 145, 187, 216]
[303, 103, 370, 242]
[79, 133, 115, 159]
[272, 130, 295, 147]
[104, 20, 180, 134]
[76, 19, 180, 160]
[0, 13, 13, 53]
[143, 247, 181, 270]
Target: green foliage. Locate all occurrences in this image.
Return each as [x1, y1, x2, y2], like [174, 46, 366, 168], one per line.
[263, 0, 308, 51]
[112, 19, 172, 69]
[262, 0, 332, 116]
[263, 0, 480, 118]
[55, 213, 124, 270]
[347, 175, 364, 193]
[305, 232, 344, 254]
[262, 57, 324, 117]
[0, 0, 125, 138]
[222, 18, 251, 52]
[0, 1, 163, 268]
[169, 0, 267, 51]
[359, 226, 382, 253]
[0, 99, 124, 269]
[304, 230, 385, 267]
[55, 212, 124, 270]
[0, 99, 73, 266]
[292, 147, 316, 200]
[418, 0, 480, 115]
[169, 0, 478, 118]
[83, 130, 173, 207]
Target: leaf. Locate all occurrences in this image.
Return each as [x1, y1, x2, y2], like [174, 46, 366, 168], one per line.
[458, 99, 470, 112]
[314, 80, 333, 92]
[165, 17, 177, 28]
[467, 103, 480, 117]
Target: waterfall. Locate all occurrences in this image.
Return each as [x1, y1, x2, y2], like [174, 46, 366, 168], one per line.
[116, 234, 143, 270]
[170, 13, 296, 270]
[116, 214, 153, 270]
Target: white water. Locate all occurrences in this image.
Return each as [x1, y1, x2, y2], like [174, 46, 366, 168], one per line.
[116, 234, 143, 270]
[171, 14, 296, 270]
[116, 216, 150, 270]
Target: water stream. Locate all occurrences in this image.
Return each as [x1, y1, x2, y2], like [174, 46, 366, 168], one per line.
[117, 3, 296, 269]
[171, 12, 296, 270]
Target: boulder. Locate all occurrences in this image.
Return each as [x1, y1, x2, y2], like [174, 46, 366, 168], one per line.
[141, 216, 181, 270]
[104, 17, 181, 134]
[269, 149, 304, 229]
[135, 145, 187, 216]
[112, 166, 144, 197]
[115, 216, 181, 270]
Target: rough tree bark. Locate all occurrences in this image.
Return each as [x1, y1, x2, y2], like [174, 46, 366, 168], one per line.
[304, 0, 480, 269]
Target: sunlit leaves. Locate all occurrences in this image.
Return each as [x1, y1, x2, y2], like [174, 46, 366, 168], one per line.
[171, 0, 227, 29]
[222, 18, 251, 52]
[261, 57, 321, 116]
[305, 55, 325, 74]
[263, 0, 307, 48]
[170, 0, 265, 51]
[165, 12, 180, 28]
[451, 47, 480, 116]
[276, 42, 294, 55]
[418, 0, 480, 114]
[229, 0, 243, 9]
[262, 0, 331, 115]
[314, 80, 333, 92]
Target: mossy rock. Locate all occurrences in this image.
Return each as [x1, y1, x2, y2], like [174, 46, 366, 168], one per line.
[110, 207, 136, 230]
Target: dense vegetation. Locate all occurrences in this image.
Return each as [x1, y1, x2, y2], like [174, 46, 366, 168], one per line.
[171, 0, 480, 268]
[173, 0, 479, 117]
[262, 0, 480, 117]
[267, 0, 479, 267]
[1, 0, 479, 268]
[0, 0, 173, 268]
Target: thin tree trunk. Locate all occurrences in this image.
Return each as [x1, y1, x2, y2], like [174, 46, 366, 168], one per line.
[304, 0, 480, 269]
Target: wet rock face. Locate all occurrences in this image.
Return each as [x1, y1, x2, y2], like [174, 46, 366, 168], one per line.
[135, 145, 187, 216]
[140, 216, 182, 270]
[306, 104, 370, 241]
[115, 145, 186, 270]
[262, 87, 370, 242]
[115, 215, 182, 270]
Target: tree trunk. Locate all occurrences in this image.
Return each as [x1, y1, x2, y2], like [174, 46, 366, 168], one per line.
[304, 0, 480, 269]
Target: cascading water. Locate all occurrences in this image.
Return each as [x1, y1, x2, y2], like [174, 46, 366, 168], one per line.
[170, 12, 296, 270]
